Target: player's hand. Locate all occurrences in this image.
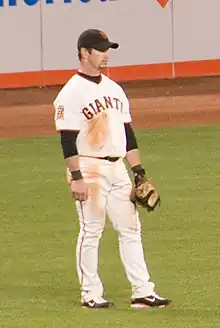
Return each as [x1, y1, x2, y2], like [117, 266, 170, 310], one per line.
[70, 179, 88, 201]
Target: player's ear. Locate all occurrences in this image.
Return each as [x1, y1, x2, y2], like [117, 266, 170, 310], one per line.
[80, 47, 90, 60]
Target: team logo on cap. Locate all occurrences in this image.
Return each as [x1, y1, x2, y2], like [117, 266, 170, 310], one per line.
[100, 31, 108, 40]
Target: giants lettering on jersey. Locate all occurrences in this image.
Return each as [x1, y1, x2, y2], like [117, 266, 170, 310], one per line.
[82, 96, 122, 120]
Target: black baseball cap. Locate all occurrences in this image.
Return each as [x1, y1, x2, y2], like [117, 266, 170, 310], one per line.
[77, 29, 119, 52]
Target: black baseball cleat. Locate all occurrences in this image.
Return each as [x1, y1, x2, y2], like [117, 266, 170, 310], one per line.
[131, 292, 172, 308]
[82, 296, 114, 309]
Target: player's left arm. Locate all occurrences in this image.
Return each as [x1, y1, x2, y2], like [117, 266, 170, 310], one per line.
[122, 94, 160, 209]
[124, 123, 146, 180]
[120, 89, 146, 180]
[125, 124, 161, 211]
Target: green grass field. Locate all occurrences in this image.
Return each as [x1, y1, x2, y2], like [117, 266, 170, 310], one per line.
[1, 124, 220, 328]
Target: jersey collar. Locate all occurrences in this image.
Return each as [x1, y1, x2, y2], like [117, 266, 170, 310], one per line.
[77, 71, 102, 84]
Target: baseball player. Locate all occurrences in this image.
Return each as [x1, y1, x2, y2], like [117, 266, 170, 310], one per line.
[54, 29, 171, 309]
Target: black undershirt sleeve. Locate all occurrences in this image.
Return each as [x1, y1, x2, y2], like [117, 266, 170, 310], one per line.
[124, 123, 138, 152]
[60, 130, 79, 159]
[60, 125, 137, 158]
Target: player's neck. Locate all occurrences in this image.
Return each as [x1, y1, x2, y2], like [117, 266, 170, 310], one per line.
[79, 64, 101, 77]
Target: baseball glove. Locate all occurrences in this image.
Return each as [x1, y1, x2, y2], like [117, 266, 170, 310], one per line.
[134, 176, 161, 212]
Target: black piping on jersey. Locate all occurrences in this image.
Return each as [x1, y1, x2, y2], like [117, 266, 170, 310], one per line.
[124, 123, 138, 151]
[77, 71, 102, 84]
[60, 130, 79, 159]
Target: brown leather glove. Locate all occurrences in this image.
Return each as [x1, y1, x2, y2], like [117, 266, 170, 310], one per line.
[131, 165, 161, 212]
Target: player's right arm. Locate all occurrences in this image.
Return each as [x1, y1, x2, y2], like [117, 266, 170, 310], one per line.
[60, 131, 88, 201]
[54, 85, 88, 201]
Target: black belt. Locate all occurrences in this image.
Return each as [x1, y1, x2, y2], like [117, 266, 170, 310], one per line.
[98, 156, 120, 162]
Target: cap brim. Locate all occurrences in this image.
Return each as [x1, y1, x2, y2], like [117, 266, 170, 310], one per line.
[109, 42, 119, 49]
[93, 41, 119, 52]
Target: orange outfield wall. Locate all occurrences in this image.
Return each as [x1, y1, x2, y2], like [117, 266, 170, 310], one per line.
[0, 59, 220, 89]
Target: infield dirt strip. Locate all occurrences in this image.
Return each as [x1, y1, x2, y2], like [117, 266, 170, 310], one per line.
[0, 76, 220, 138]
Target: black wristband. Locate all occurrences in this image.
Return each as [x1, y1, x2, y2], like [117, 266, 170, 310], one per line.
[131, 165, 146, 177]
[71, 170, 83, 181]
[132, 165, 146, 187]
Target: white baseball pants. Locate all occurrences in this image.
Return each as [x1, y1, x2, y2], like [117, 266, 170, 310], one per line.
[74, 157, 155, 301]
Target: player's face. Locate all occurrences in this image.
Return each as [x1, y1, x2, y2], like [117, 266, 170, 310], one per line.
[88, 49, 109, 70]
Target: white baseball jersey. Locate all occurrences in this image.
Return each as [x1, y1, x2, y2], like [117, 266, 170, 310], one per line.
[54, 72, 156, 301]
[54, 73, 132, 158]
